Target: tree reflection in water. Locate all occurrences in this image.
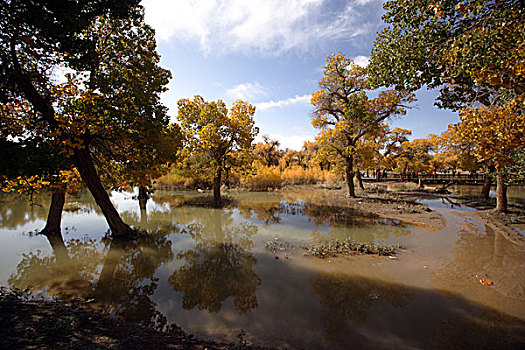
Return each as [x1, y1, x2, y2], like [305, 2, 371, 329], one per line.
[312, 273, 413, 344]
[9, 230, 174, 331]
[93, 235, 173, 330]
[169, 209, 261, 314]
[0, 193, 49, 229]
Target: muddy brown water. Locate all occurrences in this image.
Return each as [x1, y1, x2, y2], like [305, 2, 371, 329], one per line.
[1, 189, 524, 349]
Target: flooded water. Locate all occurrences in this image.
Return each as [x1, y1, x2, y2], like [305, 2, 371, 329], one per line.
[1, 189, 525, 349]
[384, 182, 525, 206]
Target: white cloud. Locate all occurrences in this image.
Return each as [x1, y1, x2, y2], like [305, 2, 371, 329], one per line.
[226, 82, 267, 100]
[268, 133, 315, 150]
[256, 94, 310, 111]
[142, 0, 380, 54]
[353, 55, 370, 67]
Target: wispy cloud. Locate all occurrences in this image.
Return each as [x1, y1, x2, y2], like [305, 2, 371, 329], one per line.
[226, 82, 267, 100]
[257, 94, 310, 111]
[142, 0, 383, 55]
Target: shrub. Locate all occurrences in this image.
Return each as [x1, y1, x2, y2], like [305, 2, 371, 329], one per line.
[281, 166, 337, 185]
[241, 166, 282, 191]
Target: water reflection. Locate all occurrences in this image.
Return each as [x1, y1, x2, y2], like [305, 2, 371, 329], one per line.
[0, 193, 49, 229]
[235, 195, 411, 243]
[3, 190, 525, 348]
[8, 235, 102, 299]
[312, 272, 413, 344]
[431, 220, 525, 301]
[169, 209, 261, 314]
[9, 232, 174, 330]
[238, 200, 283, 224]
[94, 236, 173, 330]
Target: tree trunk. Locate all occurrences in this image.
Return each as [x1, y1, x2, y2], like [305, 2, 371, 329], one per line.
[41, 190, 66, 235]
[73, 148, 132, 237]
[213, 166, 222, 205]
[138, 185, 149, 212]
[418, 176, 424, 189]
[345, 157, 356, 198]
[45, 230, 70, 265]
[495, 172, 508, 213]
[13, 67, 131, 237]
[356, 169, 364, 190]
[481, 166, 494, 201]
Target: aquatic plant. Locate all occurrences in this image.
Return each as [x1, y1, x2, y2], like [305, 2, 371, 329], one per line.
[306, 238, 403, 258]
[264, 238, 294, 253]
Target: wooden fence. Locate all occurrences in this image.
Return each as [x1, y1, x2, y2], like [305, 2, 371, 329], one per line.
[361, 172, 487, 185]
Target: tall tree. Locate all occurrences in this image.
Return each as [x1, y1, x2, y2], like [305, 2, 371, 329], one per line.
[0, 0, 139, 236]
[311, 53, 415, 197]
[455, 102, 525, 211]
[369, 0, 524, 212]
[177, 96, 258, 204]
[0, 3, 175, 235]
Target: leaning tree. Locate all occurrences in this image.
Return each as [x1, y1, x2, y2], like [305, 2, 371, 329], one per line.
[0, 1, 176, 234]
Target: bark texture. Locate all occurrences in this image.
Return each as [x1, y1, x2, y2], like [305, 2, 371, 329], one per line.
[481, 166, 494, 201]
[213, 166, 222, 205]
[73, 148, 132, 236]
[138, 186, 149, 211]
[41, 190, 66, 235]
[495, 172, 508, 212]
[345, 157, 356, 198]
[356, 169, 364, 190]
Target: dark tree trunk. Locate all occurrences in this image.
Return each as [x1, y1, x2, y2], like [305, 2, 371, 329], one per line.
[13, 63, 131, 237]
[213, 166, 222, 205]
[138, 186, 148, 227]
[138, 186, 149, 212]
[356, 169, 364, 190]
[41, 190, 66, 235]
[495, 172, 508, 213]
[481, 166, 494, 201]
[345, 157, 356, 198]
[73, 148, 132, 237]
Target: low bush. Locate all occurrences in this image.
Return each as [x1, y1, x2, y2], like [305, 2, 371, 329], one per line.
[241, 166, 282, 191]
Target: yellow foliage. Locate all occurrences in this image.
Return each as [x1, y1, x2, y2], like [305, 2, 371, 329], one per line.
[456, 98, 525, 169]
[281, 166, 337, 185]
[241, 166, 282, 191]
[1, 169, 82, 197]
[155, 169, 202, 189]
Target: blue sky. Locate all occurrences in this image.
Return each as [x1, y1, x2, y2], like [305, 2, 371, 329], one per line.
[142, 0, 459, 150]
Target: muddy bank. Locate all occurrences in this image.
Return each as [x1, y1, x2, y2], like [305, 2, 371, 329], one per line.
[278, 185, 446, 232]
[342, 181, 525, 245]
[408, 194, 522, 246]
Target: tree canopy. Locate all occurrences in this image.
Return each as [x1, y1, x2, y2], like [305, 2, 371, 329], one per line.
[369, 0, 524, 211]
[311, 52, 415, 197]
[177, 95, 258, 204]
[0, 2, 176, 235]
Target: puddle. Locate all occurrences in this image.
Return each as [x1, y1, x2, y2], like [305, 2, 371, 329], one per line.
[418, 197, 476, 211]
